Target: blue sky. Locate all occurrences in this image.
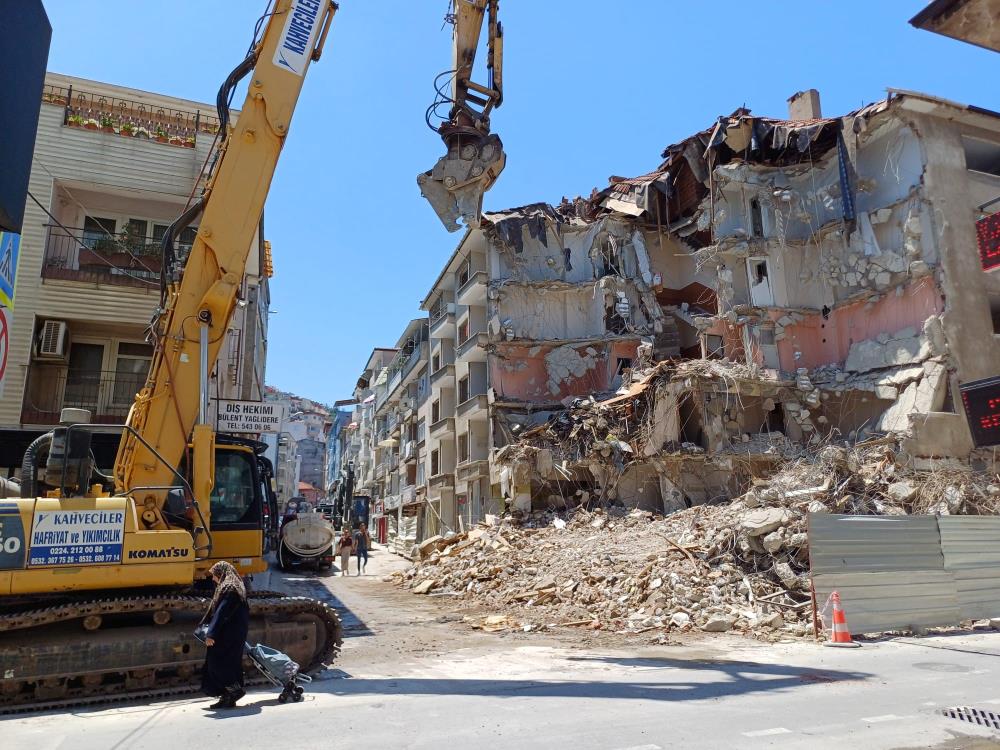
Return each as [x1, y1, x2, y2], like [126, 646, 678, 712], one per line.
[43, 1, 999, 404]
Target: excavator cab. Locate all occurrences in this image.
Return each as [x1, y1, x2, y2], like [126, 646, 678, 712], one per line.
[177, 435, 278, 574]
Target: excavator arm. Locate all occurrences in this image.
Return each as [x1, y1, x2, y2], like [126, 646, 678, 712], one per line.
[418, 0, 506, 232]
[114, 0, 338, 538]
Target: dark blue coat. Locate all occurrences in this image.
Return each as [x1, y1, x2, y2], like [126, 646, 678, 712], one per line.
[201, 591, 250, 696]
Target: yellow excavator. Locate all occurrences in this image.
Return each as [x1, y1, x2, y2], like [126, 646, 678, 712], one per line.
[0, 0, 504, 710]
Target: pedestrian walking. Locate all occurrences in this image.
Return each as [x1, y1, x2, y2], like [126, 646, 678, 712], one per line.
[337, 527, 354, 577]
[200, 561, 250, 709]
[354, 522, 371, 575]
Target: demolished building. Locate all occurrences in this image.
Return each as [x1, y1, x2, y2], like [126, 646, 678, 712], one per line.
[342, 87, 1000, 552]
[491, 88, 1000, 514]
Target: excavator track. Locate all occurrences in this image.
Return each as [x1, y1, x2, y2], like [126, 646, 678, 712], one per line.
[0, 591, 341, 713]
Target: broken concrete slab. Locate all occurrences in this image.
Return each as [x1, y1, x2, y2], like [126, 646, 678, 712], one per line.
[741, 508, 792, 537]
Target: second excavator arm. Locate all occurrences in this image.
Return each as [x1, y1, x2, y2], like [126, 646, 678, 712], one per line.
[418, 0, 506, 232]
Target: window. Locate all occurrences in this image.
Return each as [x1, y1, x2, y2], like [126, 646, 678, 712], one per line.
[113, 342, 153, 405]
[616, 357, 632, 373]
[432, 353, 441, 372]
[458, 433, 469, 463]
[963, 136, 1000, 177]
[458, 319, 469, 344]
[82, 216, 116, 248]
[431, 449, 440, 476]
[747, 258, 774, 306]
[749, 198, 764, 238]
[210, 450, 260, 527]
[417, 419, 426, 442]
[458, 262, 470, 287]
[458, 375, 470, 403]
[705, 335, 725, 359]
[432, 400, 440, 423]
[64, 342, 105, 409]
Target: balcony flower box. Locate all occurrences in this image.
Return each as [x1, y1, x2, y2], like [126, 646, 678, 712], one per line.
[168, 135, 184, 147]
[82, 118, 100, 131]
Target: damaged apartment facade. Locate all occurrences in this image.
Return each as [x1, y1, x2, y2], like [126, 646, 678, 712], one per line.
[337, 87, 1000, 552]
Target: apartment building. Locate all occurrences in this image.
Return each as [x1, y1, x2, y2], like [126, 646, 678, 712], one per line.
[0, 73, 270, 474]
[347, 348, 396, 533]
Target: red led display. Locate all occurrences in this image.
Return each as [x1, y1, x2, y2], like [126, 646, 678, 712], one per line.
[977, 213, 1000, 272]
[961, 376, 1000, 448]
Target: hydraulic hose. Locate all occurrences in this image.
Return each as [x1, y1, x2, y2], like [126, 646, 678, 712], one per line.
[20, 431, 54, 499]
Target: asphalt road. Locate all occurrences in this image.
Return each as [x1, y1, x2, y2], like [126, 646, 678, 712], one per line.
[5, 547, 1000, 749]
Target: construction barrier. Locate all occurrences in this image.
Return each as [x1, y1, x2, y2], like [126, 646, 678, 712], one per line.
[809, 513, 1000, 635]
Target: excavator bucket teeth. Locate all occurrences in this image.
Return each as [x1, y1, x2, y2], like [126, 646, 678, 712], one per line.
[418, 133, 506, 232]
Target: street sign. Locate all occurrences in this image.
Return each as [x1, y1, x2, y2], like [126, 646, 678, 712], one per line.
[216, 399, 286, 433]
[0, 231, 19, 309]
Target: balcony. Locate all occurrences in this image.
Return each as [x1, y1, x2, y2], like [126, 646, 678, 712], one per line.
[45, 83, 219, 146]
[403, 440, 417, 462]
[429, 417, 455, 438]
[21, 364, 147, 425]
[456, 332, 488, 362]
[374, 462, 387, 480]
[401, 485, 418, 506]
[456, 459, 490, 483]
[429, 301, 456, 339]
[430, 363, 455, 387]
[429, 473, 455, 490]
[41, 226, 184, 289]
[384, 494, 402, 512]
[456, 270, 488, 306]
[456, 394, 489, 419]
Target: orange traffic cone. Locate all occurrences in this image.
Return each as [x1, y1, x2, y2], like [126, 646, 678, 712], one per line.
[824, 591, 860, 648]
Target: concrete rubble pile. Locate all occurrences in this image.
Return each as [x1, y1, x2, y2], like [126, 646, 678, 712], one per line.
[394, 438, 1000, 640]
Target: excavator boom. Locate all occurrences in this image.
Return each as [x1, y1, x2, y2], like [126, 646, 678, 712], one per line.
[418, 0, 506, 232]
[116, 0, 337, 533]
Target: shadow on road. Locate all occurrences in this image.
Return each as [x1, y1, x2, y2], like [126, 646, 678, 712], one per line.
[262, 566, 374, 638]
[307, 658, 871, 703]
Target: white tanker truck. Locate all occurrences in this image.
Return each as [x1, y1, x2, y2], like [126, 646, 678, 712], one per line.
[278, 498, 337, 571]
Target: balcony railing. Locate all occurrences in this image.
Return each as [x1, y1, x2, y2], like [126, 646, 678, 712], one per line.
[41, 226, 195, 288]
[21, 365, 148, 425]
[44, 83, 221, 146]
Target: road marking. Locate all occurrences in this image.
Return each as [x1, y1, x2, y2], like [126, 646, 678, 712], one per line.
[742, 728, 792, 737]
[984, 699, 1000, 705]
[610, 745, 661, 750]
[923, 701, 938, 706]
[861, 714, 907, 723]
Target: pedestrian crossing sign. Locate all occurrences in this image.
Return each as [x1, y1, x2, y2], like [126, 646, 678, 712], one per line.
[0, 231, 19, 310]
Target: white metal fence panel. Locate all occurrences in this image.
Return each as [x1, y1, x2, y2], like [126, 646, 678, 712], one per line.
[809, 513, 960, 634]
[809, 514, 945, 574]
[812, 571, 961, 634]
[939, 517, 1000, 620]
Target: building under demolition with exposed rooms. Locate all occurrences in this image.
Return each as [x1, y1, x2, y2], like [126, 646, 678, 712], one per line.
[333, 88, 1000, 554]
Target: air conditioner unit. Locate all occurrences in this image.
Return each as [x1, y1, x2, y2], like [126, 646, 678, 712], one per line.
[400, 397, 414, 410]
[38, 320, 68, 359]
[446, 302, 456, 315]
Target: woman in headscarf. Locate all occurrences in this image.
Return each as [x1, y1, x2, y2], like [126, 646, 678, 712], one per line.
[201, 561, 250, 709]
